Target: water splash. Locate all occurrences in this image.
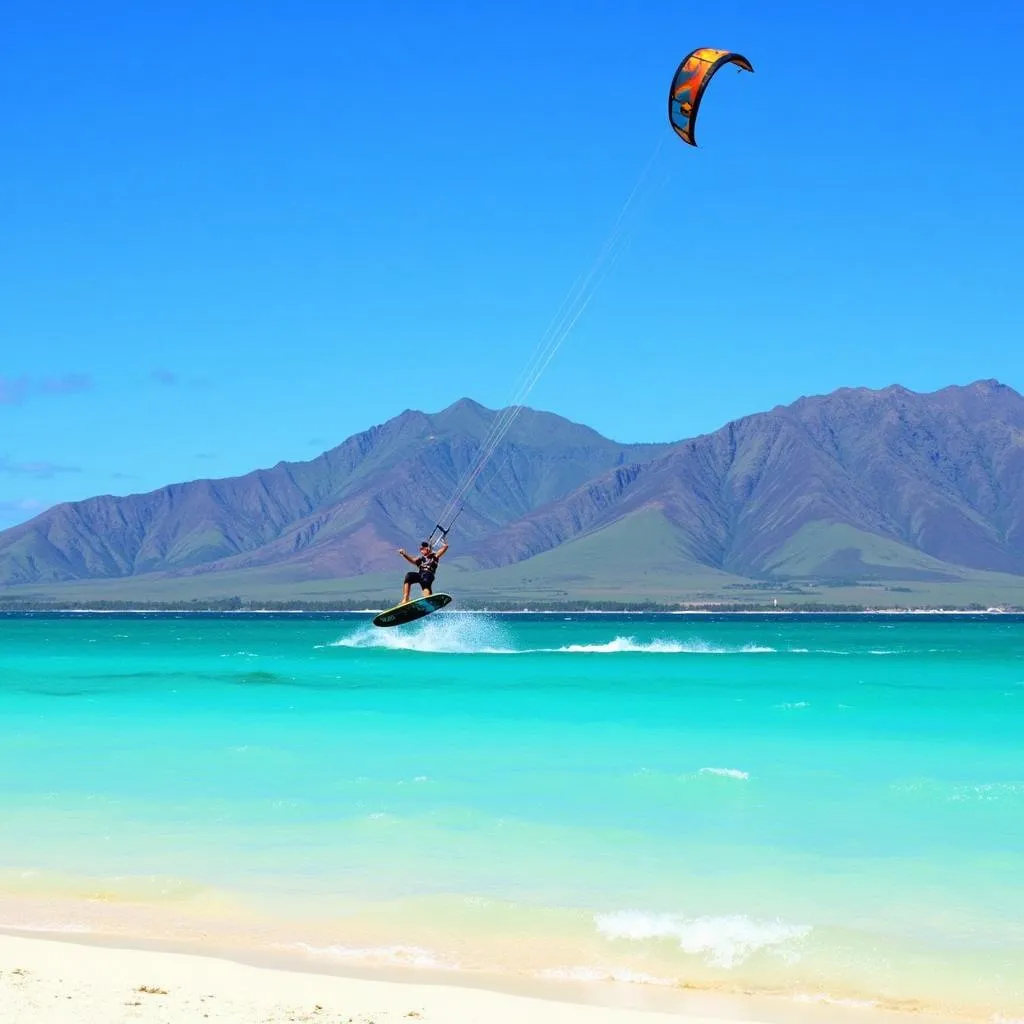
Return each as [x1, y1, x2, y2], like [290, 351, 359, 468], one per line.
[325, 626, 780, 656]
[328, 613, 514, 654]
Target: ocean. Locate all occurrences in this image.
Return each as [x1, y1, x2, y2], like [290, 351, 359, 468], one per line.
[1, 612, 1022, 1020]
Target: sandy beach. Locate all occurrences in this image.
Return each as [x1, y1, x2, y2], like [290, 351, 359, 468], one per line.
[0, 931, 756, 1024]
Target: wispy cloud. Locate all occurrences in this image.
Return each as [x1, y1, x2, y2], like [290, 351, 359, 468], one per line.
[152, 369, 212, 390]
[110, 471, 137, 480]
[0, 376, 30, 405]
[0, 457, 81, 479]
[194, 453, 216, 460]
[0, 498, 48, 525]
[308, 437, 328, 447]
[0, 373, 93, 404]
[0, 498, 46, 513]
[39, 373, 93, 395]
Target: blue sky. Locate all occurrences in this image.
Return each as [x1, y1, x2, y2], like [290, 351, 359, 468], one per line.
[2, 0, 1023, 527]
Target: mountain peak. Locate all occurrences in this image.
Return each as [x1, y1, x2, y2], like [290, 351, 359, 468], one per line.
[439, 397, 492, 416]
[2, 383, 1022, 595]
[966, 378, 1012, 395]
[783, 379, 1021, 414]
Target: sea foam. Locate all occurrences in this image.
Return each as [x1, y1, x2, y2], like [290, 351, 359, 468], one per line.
[291, 942, 455, 970]
[537, 966, 674, 986]
[699, 767, 750, 780]
[595, 911, 811, 969]
[795, 993, 878, 1009]
[555, 637, 775, 654]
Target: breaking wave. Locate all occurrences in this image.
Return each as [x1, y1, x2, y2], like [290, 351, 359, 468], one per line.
[555, 638, 775, 654]
[595, 910, 812, 969]
[699, 767, 750, 780]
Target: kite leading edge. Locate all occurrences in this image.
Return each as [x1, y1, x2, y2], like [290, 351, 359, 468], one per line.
[668, 47, 754, 147]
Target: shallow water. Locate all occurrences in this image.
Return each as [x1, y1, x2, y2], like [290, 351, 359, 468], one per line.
[1, 613, 1022, 1018]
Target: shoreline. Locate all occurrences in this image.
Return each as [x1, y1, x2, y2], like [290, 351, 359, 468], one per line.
[0, 929, 699, 1024]
[0, 883, 1002, 1024]
[0, 928, 968, 1024]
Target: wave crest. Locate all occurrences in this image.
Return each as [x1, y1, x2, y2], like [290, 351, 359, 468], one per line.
[557, 637, 775, 654]
[595, 910, 811, 969]
[699, 767, 750, 780]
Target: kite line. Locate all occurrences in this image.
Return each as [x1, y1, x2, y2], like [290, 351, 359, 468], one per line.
[427, 134, 669, 545]
[426, 47, 754, 545]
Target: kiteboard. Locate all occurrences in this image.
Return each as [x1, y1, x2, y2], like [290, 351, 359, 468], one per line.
[372, 593, 452, 628]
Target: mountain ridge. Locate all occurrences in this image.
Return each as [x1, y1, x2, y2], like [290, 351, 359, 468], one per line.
[0, 400, 666, 586]
[2, 380, 1022, 600]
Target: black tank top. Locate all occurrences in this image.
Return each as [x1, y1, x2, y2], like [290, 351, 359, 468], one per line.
[417, 552, 439, 575]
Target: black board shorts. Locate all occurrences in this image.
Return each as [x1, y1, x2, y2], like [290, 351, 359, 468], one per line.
[404, 571, 435, 588]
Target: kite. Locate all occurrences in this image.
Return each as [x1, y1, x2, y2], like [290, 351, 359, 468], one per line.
[669, 48, 754, 147]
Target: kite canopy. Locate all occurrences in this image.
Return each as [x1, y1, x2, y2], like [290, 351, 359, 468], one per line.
[668, 48, 754, 147]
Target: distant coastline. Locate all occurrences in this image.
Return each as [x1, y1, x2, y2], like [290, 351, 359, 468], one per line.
[0, 603, 1020, 617]
[5, 384, 1024, 612]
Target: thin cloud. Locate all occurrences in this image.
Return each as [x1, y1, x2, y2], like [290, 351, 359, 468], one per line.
[0, 498, 46, 513]
[0, 457, 81, 479]
[152, 370, 213, 390]
[0, 497, 48, 525]
[194, 453, 216, 460]
[0, 376, 30, 405]
[39, 373, 93, 395]
[1, 373, 93, 403]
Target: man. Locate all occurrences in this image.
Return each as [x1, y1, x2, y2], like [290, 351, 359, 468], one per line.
[398, 539, 449, 605]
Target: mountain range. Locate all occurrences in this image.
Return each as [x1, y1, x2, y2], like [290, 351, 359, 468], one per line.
[2, 380, 1023, 605]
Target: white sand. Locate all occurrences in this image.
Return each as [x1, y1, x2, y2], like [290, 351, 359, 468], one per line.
[0, 932, 757, 1024]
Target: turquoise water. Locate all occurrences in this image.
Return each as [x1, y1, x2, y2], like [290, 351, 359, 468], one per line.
[1, 612, 1023, 1019]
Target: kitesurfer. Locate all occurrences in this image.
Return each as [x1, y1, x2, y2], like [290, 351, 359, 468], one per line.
[398, 540, 449, 605]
